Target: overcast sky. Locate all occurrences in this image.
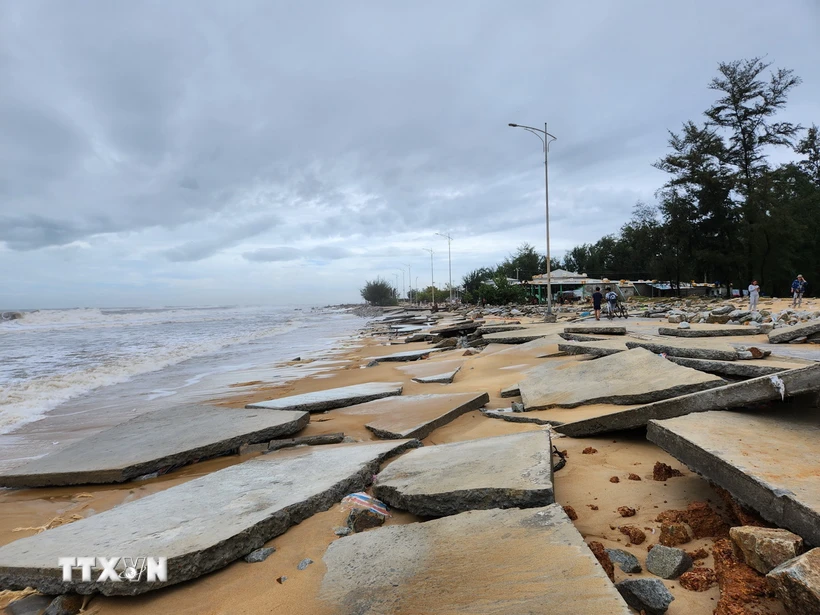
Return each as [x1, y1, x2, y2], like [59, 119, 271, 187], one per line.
[1, 0, 818, 308]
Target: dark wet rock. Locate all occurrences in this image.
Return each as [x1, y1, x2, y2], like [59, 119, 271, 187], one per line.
[607, 548, 642, 573]
[615, 578, 674, 614]
[646, 545, 693, 579]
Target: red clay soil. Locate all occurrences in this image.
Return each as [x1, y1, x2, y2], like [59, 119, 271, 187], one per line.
[679, 567, 718, 592]
[617, 506, 637, 517]
[588, 541, 615, 582]
[563, 505, 578, 521]
[628, 473, 641, 481]
[609, 476, 620, 483]
[619, 525, 646, 545]
[653, 461, 684, 481]
[656, 501, 729, 539]
[713, 486, 772, 528]
[582, 447, 598, 454]
[713, 538, 774, 615]
[659, 521, 693, 547]
[686, 547, 710, 561]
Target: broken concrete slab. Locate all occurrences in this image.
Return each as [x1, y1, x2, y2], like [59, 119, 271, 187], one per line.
[648, 407, 820, 545]
[0, 440, 418, 596]
[558, 332, 607, 342]
[428, 321, 480, 337]
[625, 339, 740, 361]
[659, 325, 761, 338]
[520, 348, 724, 410]
[319, 505, 632, 614]
[0, 405, 309, 488]
[373, 431, 552, 516]
[336, 392, 489, 440]
[564, 324, 626, 335]
[396, 359, 464, 384]
[558, 338, 629, 357]
[476, 322, 524, 334]
[246, 382, 403, 413]
[267, 432, 345, 452]
[481, 408, 559, 425]
[500, 383, 520, 398]
[481, 323, 565, 344]
[557, 363, 820, 437]
[666, 356, 806, 379]
[365, 348, 446, 363]
[769, 320, 820, 344]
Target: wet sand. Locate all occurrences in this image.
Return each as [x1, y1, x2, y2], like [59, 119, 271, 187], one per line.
[1, 305, 810, 613]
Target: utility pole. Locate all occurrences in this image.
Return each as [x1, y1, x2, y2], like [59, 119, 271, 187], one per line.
[436, 232, 453, 303]
[402, 263, 411, 302]
[422, 248, 435, 307]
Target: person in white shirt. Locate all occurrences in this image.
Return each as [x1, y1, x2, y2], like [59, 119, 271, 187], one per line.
[748, 280, 760, 312]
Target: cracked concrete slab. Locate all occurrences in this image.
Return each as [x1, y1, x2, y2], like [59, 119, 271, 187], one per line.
[396, 359, 464, 384]
[558, 338, 630, 357]
[520, 348, 724, 410]
[659, 325, 761, 338]
[556, 363, 820, 436]
[246, 382, 403, 413]
[336, 392, 489, 440]
[481, 323, 566, 344]
[625, 338, 741, 361]
[366, 348, 447, 362]
[481, 409, 560, 425]
[0, 405, 309, 488]
[666, 356, 808, 379]
[319, 505, 631, 614]
[0, 440, 418, 596]
[648, 408, 820, 545]
[373, 431, 553, 517]
[769, 321, 820, 344]
[564, 324, 626, 335]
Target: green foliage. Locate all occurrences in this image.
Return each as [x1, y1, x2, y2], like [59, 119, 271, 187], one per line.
[360, 278, 397, 306]
[476, 276, 527, 305]
[413, 285, 446, 304]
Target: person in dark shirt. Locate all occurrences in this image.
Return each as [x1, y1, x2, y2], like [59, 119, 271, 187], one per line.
[592, 286, 603, 321]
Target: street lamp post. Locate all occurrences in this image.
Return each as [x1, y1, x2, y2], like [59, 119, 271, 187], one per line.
[401, 263, 412, 303]
[508, 122, 557, 318]
[422, 248, 435, 307]
[436, 232, 453, 304]
[395, 268, 406, 301]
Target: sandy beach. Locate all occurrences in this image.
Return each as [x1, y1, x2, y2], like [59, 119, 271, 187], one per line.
[1, 298, 817, 614]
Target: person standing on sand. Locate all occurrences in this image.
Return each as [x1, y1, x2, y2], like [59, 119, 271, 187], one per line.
[592, 287, 603, 321]
[748, 280, 760, 312]
[792, 275, 808, 308]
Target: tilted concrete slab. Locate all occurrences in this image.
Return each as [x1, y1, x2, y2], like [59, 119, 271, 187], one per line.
[428, 320, 480, 337]
[666, 356, 807, 379]
[481, 323, 565, 344]
[396, 359, 464, 384]
[336, 393, 489, 440]
[564, 324, 626, 335]
[476, 323, 525, 334]
[365, 348, 446, 363]
[500, 383, 521, 398]
[648, 408, 820, 545]
[373, 431, 553, 516]
[482, 409, 559, 425]
[0, 405, 309, 488]
[659, 325, 761, 338]
[625, 338, 742, 360]
[558, 332, 607, 342]
[246, 382, 403, 413]
[0, 440, 418, 596]
[558, 338, 630, 357]
[769, 320, 820, 344]
[520, 348, 724, 410]
[319, 505, 632, 614]
[556, 363, 820, 436]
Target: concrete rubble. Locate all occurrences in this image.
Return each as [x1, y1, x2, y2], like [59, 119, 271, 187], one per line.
[246, 382, 403, 412]
[658, 325, 761, 338]
[648, 407, 820, 545]
[766, 548, 820, 614]
[729, 526, 804, 574]
[645, 545, 693, 579]
[365, 347, 447, 362]
[481, 323, 565, 344]
[373, 431, 553, 517]
[665, 355, 808, 379]
[335, 392, 489, 440]
[319, 505, 632, 614]
[769, 319, 820, 344]
[0, 405, 309, 488]
[557, 363, 820, 436]
[396, 359, 464, 384]
[563, 324, 626, 335]
[0, 440, 418, 595]
[520, 348, 724, 410]
[481, 408, 558, 425]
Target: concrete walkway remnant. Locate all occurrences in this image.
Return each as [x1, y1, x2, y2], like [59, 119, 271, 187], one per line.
[625, 339, 740, 361]
[481, 409, 559, 425]
[365, 348, 446, 363]
[564, 324, 626, 335]
[481, 323, 565, 344]
[558, 338, 630, 357]
[246, 382, 403, 413]
[0, 440, 419, 596]
[373, 431, 553, 516]
[336, 392, 489, 440]
[658, 326, 761, 338]
[556, 363, 820, 437]
[769, 320, 820, 344]
[666, 356, 807, 379]
[428, 320, 480, 337]
[520, 348, 724, 410]
[319, 505, 632, 614]
[0, 405, 309, 488]
[396, 359, 464, 384]
[648, 408, 820, 546]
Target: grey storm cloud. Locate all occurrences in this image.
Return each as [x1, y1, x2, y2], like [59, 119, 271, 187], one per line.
[0, 0, 818, 307]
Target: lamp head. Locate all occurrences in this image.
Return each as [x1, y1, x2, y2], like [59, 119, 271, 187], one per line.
[508, 123, 518, 127]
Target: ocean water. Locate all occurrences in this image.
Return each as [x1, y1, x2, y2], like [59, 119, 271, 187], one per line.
[0, 305, 364, 437]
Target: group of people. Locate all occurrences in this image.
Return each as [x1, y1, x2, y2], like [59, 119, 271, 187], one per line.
[747, 274, 808, 311]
